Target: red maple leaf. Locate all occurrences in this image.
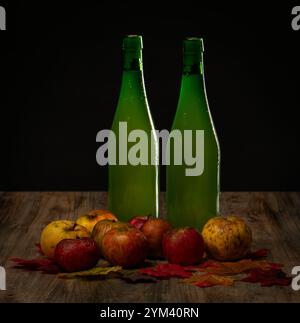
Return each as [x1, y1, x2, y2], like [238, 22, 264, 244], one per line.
[246, 248, 270, 259]
[241, 268, 292, 287]
[10, 257, 60, 274]
[139, 263, 192, 279]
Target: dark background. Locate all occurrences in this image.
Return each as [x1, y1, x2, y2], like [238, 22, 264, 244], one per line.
[0, 0, 299, 191]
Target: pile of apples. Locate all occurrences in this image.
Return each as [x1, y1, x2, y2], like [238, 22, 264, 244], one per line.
[40, 210, 252, 272]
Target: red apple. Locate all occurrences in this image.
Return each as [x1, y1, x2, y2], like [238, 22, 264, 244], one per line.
[162, 227, 205, 265]
[141, 218, 172, 258]
[54, 238, 100, 272]
[91, 220, 132, 254]
[102, 227, 148, 268]
[128, 215, 149, 230]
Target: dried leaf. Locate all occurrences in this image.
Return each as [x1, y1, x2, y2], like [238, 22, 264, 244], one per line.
[139, 263, 192, 279]
[188, 249, 270, 272]
[246, 248, 269, 259]
[183, 273, 235, 288]
[192, 260, 220, 270]
[181, 261, 220, 273]
[241, 268, 292, 287]
[10, 257, 60, 274]
[198, 260, 221, 269]
[11, 257, 53, 269]
[58, 266, 122, 279]
[199, 259, 282, 276]
[120, 270, 157, 283]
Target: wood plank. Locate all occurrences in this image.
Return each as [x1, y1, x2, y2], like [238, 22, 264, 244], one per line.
[0, 192, 299, 303]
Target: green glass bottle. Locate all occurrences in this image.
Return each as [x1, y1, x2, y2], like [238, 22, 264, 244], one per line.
[108, 35, 159, 221]
[166, 38, 220, 229]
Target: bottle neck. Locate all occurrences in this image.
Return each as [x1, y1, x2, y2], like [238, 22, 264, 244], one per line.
[180, 52, 205, 96]
[182, 52, 204, 76]
[123, 50, 143, 71]
[120, 50, 145, 95]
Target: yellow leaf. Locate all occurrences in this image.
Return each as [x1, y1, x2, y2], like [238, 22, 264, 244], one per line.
[58, 266, 122, 279]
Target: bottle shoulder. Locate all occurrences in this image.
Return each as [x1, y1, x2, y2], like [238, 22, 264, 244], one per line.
[112, 101, 155, 131]
[172, 100, 213, 128]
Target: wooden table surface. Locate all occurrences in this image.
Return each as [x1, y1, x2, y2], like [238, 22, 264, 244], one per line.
[0, 192, 299, 303]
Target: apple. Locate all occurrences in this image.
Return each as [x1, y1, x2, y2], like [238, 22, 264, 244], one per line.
[40, 220, 90, 258]
[129, 215, 149, 230]
[202, 215, 252, 261]
[55, 237, 100, 272]
[91, 220, 132, 254]
[76, 209, 118, 233]
[141, 218, 172, 258]
[162, 227, 205, 265]
[102, 227, 148, 268]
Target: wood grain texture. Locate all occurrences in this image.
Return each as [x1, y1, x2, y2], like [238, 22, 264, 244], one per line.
[0, 192, 299, 303]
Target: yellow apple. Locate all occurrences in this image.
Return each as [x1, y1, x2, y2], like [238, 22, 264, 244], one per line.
[40, 220, 90, 258]
[76, 209, 118, 233]
[202, 215, 252, 261]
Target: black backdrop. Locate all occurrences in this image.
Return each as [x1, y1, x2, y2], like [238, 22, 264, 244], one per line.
[0, 1, 300, 191]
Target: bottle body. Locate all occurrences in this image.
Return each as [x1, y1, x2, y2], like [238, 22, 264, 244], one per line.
[108, 36, 159, 221]
[166, 38, 220, 229]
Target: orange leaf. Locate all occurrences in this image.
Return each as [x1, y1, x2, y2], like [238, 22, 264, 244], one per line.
[183, 273, 235, 288]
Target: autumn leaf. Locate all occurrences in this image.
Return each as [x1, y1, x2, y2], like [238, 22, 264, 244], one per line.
[241, 268, 292, 287]
[183, 273, 235, 288]
[246, 248, 269, 259]
[120, 270, 158, 283]
[139, 263, 192, 279]
[193, 249, 270, 270]
[199, 259, 282, 276]
[11, 257, 53, 269]
[10, 257, 60, 274]
[180, 261, 221, 273]
[58, 266, 122, 279]
[180, 256, 288, 288]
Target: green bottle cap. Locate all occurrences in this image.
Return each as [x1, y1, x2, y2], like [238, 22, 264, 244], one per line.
[183, 37, 204, 53]
[123, 35, 143, 51]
